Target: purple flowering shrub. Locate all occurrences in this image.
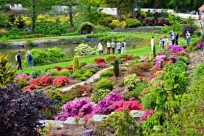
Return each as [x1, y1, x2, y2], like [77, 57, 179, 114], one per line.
[167, 45, 185, 53]
[95, 90, 123, 114]
[196, 41, 202, 49]
[168, 55, 177, 63]
[154, 55, 166, 68]
[55, 98, 95, 121]
[140, 110, 155, 122]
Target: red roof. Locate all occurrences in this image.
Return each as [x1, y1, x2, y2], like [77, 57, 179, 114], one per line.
[199, 5, 204, 12]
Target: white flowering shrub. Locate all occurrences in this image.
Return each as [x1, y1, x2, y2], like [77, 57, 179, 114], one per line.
[74, 43, 97, 56]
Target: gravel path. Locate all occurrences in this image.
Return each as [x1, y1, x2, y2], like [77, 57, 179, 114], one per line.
[61, 67, 112, 92]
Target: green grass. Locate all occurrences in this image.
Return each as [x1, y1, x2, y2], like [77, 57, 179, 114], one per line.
[16, 44, 160, 75]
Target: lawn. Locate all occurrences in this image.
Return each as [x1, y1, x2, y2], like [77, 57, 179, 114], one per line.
[16, 44, 160, 75]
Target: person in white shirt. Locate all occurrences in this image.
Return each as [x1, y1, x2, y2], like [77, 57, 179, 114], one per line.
[164, 36, 169, 49]
[117, 41, 121, 54]
[106, 40, 111, 54]
[151, 36, 155, 51]
[186, 31, 190, 45]
[111, 41, 116, 54]
[121, 41, 126, 53]
[98, 42, 103, 55]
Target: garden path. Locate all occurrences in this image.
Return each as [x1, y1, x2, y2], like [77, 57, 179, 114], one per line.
[61, 67, 112, 92]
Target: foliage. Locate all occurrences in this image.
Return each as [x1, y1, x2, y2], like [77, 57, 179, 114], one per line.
[14, 74, 30, 88]
[47, 47, 65, 62]
[113, 60, 120, 78]
[52, 76, 70, 87]
[72, 55, 79, 71]
[55, 98, 95, 120]
[60, 69, 71, 77]
[141, 93, 157, 110]
[140, 11, 147, 18]
[95, 90, 123, 114]
[79, 85, 93, 96]
[74, 43, 97, 56]
[49, 69, 60, 76]
[100, 69, 113, 78]
[193, 63, 204, 81]
[30, 49, 48, 64]
[95, 78, 113, 90]
[98, 13, 115, 26]
[126, 18, 142, 28]
[105, 54, 117, 62]
[31, 70, 41, 78]
[0, 54, 16, 88]
[140, 110, 155, 122]
[182, 26, 196, 37]
[95, 109, 138, 136]
[109, 98, 142, 112]
[111, 20, 120, 28]
[124, 74, 141, 91]
[91, 89, 111, 103]
[0, 84, 56, 136]
[153, 44, 156, 58]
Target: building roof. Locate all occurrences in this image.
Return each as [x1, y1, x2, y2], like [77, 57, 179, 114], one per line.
[199, 5, 204, 12]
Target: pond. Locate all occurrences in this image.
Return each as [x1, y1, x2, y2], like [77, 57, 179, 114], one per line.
[0, 44, 79, 66]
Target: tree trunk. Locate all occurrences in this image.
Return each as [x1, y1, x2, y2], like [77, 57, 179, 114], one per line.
[116, 4, 120, 20]
[31, 0, 36, 33]
[131, 0, 136, 18]
[68, 5, 74, 28]
[175, 4, 178, 12]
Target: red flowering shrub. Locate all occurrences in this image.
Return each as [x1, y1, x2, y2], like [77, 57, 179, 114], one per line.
[108, 58, 119, 63]
[124, 54, 134, 60]
[53, 66, 62, 71]
[94, 58, 105, 64]
[108, 98, 142, 112]
[65, 65, 73, 70]
[97, 62, 107, 68]
[140, 110, 154, 122]
[24, 75, 51, 91]
[53, 76, 70, 87]
[79, 85, 93, 96]
[151, 67, 164, 78]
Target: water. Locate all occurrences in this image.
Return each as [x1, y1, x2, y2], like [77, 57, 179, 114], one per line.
[0, 44, 78, 66]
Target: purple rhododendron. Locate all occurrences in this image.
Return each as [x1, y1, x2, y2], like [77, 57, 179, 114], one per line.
[55, 98, 95, 121]
[196, 41, 202, 49]
[140, 110, 155, 122]
[168, 55, 177, 63]
[154, 55, 166, 68]
[167, 45, 185, 53]
[95, 90, 123, 114]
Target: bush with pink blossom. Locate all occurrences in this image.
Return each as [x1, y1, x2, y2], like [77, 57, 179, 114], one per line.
[167, 45, 185, 53]
[140, 110, 155, 122]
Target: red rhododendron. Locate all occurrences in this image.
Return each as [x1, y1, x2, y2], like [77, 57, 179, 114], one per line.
[65, 65, 73, 70]
[108, 98, 142, 112]
[140, 110, 155, 122]
[53, 76, 70, 87]
[97, 62, 107, 68]
[53, 66, 62, 71]
[124, 54, 134, 60]
[151, 67, 164, 78]
[94, 58, 105, 64]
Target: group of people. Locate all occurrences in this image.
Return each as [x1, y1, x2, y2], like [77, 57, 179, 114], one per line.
[15, 50, 33, 70]
[98, 40, 126, 55]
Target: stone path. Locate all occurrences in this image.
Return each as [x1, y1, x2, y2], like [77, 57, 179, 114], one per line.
[61, 67, 112, 92]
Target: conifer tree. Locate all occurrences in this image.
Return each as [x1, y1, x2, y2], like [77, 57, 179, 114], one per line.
[153, 44, 156, 58]
[113, 59, 120, 78]
[72, 55, 79, 71]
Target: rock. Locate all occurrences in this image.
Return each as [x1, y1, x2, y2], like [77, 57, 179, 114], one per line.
[130, 110, 145, 118]
[39, 120, 64, 128]
[92, 115, 108, 123]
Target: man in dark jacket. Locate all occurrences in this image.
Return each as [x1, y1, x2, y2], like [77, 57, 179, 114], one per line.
[16, 51, 22, 70]
[175, 32, 179, 45]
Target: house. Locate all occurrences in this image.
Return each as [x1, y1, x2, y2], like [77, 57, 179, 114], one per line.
[198, 5, 204, 20]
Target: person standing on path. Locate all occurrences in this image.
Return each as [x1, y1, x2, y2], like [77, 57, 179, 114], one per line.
[171, 34, 175, 45]
[164, 36, 169, 49]
[98, 42, 103, 55]
[186, 31, 191, 45]
[159, 37, 163, 50]
[175, 32, 179, 45]
[151, 36, 155, 51]
[106, 40, 111, 54]
[121, 41, 127, 53]
[111, 40, 116, 54]
[117, 41, 121, 54]
[16, 51, 22, 70]
[26, 50, 33, 68]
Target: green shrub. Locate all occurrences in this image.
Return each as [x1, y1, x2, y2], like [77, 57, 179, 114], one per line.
[47, 47, 65, 62]
[108, 23, 116, 29]
[140, 11, 147, 18]
[49, 69, 59, 76]
[105, 54, 117, 62]
[30, 49, 48, 64]
[91, 89, 111, 103]
[177, 56, 188, 63]
[9, 27, 19, 34]
[15, 78, 28, 88]
[113, 60, 120, 78]
[95, 25, 110, 33]
[83, 70, 92, 78]
[124, 74, 141, 91]
[31, 70, 41, 78]
[98, 13, 115, 26]
[60, 69, 71, 77]
[141, 93, 157, 110]
[73, 56, 79, 71]
[194, 63, 204, 81]
[194, 30, 201, 37]
[80, 62, 87, 67]
[147, 12, 153, 17]
[95, 78, 113, 90]
[100, 70, 113, 78]
[125, 83, 148, 100]
[74, 43, 97, 56]
[126, 18, 142, 28]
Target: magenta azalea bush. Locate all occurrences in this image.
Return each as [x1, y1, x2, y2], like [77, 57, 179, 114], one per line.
[167, 45, 185, 53]
[168, 55, 177, 63]
[15, 74, 30, 81]
[95, 90, 123, 114]
[196, 41, 202, 49]
[140, 110, 155, 122]
[154, 55, 166, 68]
[55, 98, 95, 121]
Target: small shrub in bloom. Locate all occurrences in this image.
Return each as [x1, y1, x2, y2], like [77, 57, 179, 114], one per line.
[124, 54, 134, 60]
[167, 45, 185, 53]
[151, 67, 164, 78]
[196, 41, 202, 49]
[94, 58, 105, 64]
[55, 98, 95, 120]
[52, 76, 70, 87]
[53, 66, 62, 71]
[65, 65, 73, 70]
[168, 55, 177, 63]
[140, 110, 154, 122]
[108, 98, 142, 112]
[97, 62, 107, 68]
[15, 74, 30, 81]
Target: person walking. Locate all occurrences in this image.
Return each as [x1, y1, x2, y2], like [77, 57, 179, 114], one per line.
[117, 41, 121, 54]
[171, 34, 175, 45]
[159, 37, 163, 50]
[98, 42, 103, 55]
[16, 51, 22, 70]
[121, 40, 127, 53]
[26, 50, 33, 68]
[111, 40, 116, 54]
[186, 31, 191, 45]
[175, 32, 179, 45]
[164, 36, 169, 49]
[151, 36, 155, 51]
[106, 40, 111, 54]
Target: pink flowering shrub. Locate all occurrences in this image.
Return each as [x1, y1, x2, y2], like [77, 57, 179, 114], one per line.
[15, 74, 30, 81]
[95, 90, 123, 114]
[108, 98, 142, 112]
[94, 58, 105, 64]
[167, 45, 185, 53]
[55, 98, 95, 121]
[154, 55, 166, 68]
[97, 62, 107, 68]
[196, 41, 202, 49]
[140, 110, 155, 122]
[168, 55, 177, 63]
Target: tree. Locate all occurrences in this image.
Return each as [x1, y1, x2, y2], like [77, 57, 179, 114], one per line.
[72, 55, 79, 71]
[0, 84, 57, 136]
[168, 0, 190, 12]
